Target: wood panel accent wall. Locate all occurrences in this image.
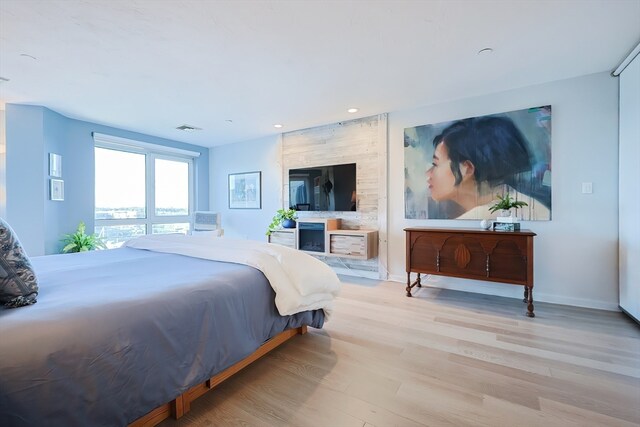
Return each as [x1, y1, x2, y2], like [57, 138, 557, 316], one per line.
[282, 115, 388, 277]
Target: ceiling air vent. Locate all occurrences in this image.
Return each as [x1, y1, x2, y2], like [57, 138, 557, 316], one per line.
[176, 124, 202, 132]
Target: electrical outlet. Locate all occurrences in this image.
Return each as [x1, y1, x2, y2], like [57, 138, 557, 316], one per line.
[582, 182, 593, 194]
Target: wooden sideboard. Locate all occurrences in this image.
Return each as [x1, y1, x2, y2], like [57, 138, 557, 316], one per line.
[405, 227, 536, 317]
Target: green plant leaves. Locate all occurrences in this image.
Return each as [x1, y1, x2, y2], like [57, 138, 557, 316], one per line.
[62, 242, 77, 253]
[488, 193, 528, 214]
[266, 208, 298, 235]
[61, 221, 107, 253]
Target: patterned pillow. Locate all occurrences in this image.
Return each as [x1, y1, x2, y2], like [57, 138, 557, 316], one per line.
[0, 218, 38, 308]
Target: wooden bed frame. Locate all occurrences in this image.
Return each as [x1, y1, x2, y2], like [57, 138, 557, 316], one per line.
[129, 325, 307, 427]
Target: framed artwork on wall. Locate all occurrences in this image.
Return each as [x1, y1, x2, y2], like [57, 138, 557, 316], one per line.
[404, 105, 552, 221]
[49, 153, 62, 177]
[228, 171, 261, 209]
[50, 179, 64, 201]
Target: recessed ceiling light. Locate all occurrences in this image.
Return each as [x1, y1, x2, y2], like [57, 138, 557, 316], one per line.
[225, 119, 233, 124]
[0, 77, 9, 83]
[176, 124, 202, 132]
[274, 124, 283, 129]
[478, 47, 494, 55]
[20, 53, 37, 60]
[347, 108, 359, 113]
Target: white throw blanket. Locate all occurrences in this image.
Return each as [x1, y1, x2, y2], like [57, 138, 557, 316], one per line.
[124, 234, 340, 318]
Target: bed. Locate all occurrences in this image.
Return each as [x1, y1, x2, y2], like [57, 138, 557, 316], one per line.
[0, 233, 339, 426]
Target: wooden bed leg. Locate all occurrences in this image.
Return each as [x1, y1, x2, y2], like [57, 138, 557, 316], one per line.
[171, 394, 185, 419]
[300, 325, 308, 335]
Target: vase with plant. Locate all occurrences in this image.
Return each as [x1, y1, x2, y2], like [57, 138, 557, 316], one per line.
[488, 193, 528, 220]
[266, 208, 298, 236]
[61, 221, 107, 253]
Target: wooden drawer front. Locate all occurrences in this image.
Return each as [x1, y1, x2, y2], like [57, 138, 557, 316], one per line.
[408, 234, 438, 272]
[330, 234, 365, 256]
[439, 236, 487, 279]
[489, 239, 527, 283]
[269, 232, 296, 249]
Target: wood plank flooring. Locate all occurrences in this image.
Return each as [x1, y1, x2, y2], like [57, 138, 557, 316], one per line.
[159, 278, 640, 427]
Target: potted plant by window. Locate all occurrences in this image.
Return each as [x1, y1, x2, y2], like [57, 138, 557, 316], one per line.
[61, 221, 107, 253]
[266, 208, 298, 236]
[488, 193, 528, 221]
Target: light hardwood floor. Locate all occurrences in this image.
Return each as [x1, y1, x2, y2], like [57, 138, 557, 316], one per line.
[159, 278, 640, 427]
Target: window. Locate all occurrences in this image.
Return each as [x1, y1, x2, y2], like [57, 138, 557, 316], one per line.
[155, 158, 189, 216]
[93, 133, 198, 248]
[95, 148, 146, 220]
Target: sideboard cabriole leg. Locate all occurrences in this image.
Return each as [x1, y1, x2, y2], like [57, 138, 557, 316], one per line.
[416, 272, 421, 287]
[406, 272, 412, 297]
[523, 286, 529, 303]
[525, 286, 535, 317]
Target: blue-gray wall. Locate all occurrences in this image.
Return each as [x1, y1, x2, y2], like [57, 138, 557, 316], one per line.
[6, 104, 209, 256]
[6, 105, 46, 255]
[210, 135, 281, 240]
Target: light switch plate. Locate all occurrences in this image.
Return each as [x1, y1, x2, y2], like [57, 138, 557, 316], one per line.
[582, 182, 593, 194]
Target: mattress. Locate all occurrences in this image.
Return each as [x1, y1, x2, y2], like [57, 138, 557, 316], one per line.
[0, 247, 324, 426]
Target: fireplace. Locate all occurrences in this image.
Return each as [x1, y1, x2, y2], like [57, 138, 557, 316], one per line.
[298, 222, 325, 252]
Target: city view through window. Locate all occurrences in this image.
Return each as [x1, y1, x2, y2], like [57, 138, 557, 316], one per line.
[95, 147, 192, 248]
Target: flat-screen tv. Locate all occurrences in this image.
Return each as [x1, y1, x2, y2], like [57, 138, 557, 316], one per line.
[289, 163, 356, 211]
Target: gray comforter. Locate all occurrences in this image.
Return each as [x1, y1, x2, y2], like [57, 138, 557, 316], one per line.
[0, 247, 324, 426]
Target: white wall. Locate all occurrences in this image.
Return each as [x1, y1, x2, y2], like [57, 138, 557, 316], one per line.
[210, 135, 282, 240]
[210, 71, 620, 311]
[389, 71, 620, 310]
[618, 53, 640, 321]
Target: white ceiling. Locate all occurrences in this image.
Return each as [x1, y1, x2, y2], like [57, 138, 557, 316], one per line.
[1, 0, 639, 148]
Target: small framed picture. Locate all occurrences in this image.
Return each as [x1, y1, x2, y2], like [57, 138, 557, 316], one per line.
[229, 171, 261, 209]
[49, 153, 62, 177]
[50, 179, 64, 201]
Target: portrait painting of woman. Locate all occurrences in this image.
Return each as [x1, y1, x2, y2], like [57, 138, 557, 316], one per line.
[404, 106, 551, 220]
